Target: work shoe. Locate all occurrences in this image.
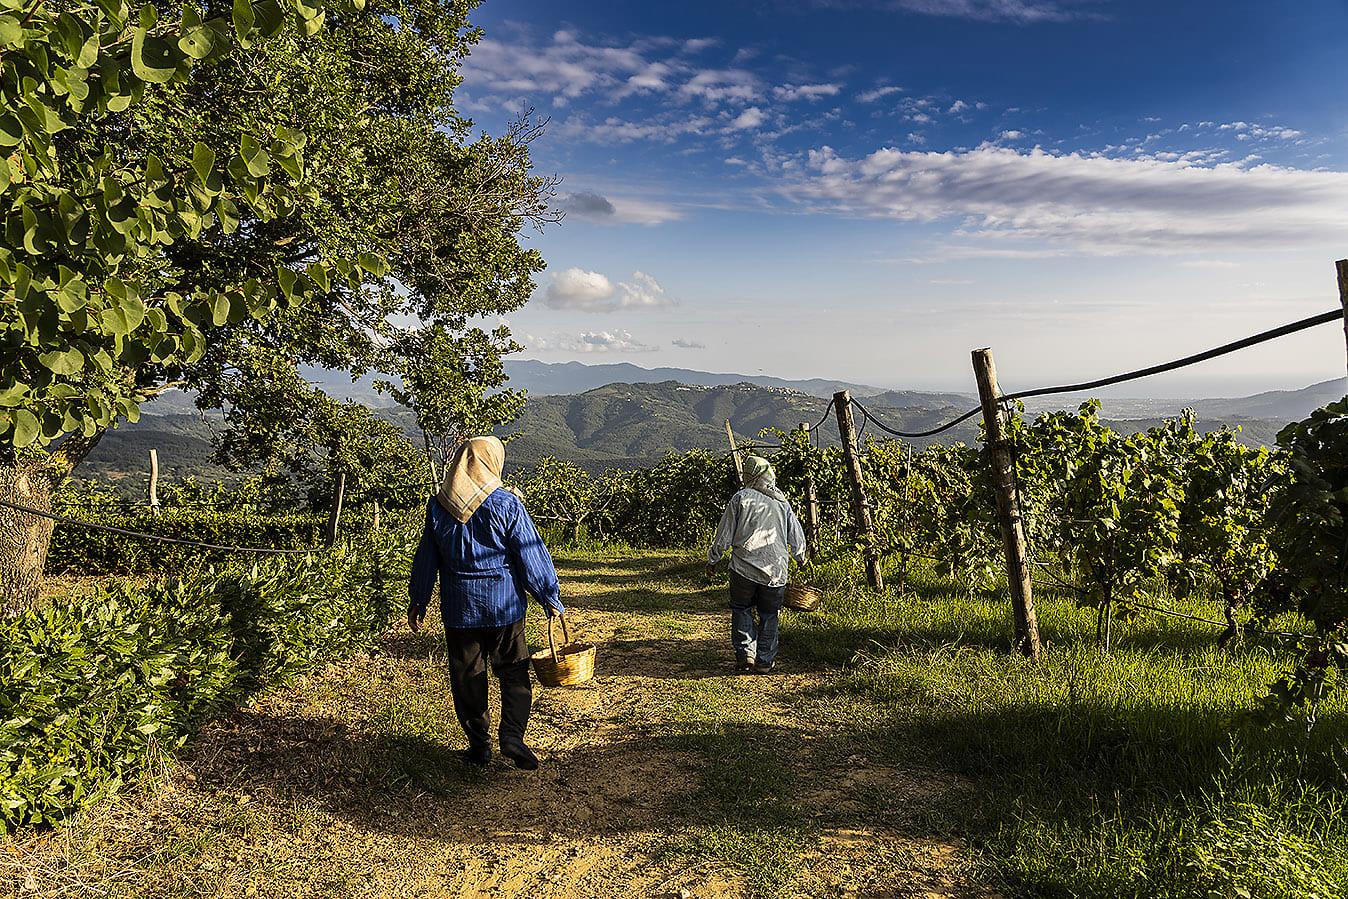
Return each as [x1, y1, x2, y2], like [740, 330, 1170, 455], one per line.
[753, 661, 777, 674]
[734, 659, 755, 675]
[464, 745, 493, 767]
[500, 739, 540, 771]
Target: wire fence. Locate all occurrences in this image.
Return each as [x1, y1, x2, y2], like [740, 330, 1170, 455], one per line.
[0, 497, 322, 555]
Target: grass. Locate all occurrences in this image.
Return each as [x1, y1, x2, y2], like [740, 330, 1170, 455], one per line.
[784, 548, 1348, 897]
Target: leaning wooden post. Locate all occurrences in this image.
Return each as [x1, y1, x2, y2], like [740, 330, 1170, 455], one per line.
[147, 449, 160, 516]
[725, 419, 744, 485]
[971, 348, 1041, 660]
[833, 390, 883, 592]
[1337, 259, 1348, 374]
[799, 422, 821, 556]
[326, 472, 346, 547]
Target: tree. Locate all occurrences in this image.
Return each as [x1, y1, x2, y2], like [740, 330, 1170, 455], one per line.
[0, 0, 556, 610]
[0, 0, 374, 611]
[377, 323, 526, 480]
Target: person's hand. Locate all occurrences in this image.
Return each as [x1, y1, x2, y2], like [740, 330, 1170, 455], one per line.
[704, 563, 718, 580]
[546, 603, 563, 619]
[407, 603, 425, 632]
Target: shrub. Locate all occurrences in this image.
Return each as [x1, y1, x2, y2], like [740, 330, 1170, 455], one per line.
[0, 531, 408, 830]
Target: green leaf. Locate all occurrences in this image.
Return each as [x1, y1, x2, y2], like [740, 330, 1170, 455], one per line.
[178, 23, 218, 60]
[191, 141, 215, 183]
[250, 0, 285, 35]
[240, 133, 271, 177]
[232, 0, 255, 39]
[357, 252, 387, 277]
[11, 408, 39, 447]
[306, 262, 330, 293]
[0, 114, 22, 146]
[0, 14, 22, 47]
[210, 291, 230, 326]
[131, 28, 179, 84]
[215, 196, 240, 233]
[39, 347, 85, 376]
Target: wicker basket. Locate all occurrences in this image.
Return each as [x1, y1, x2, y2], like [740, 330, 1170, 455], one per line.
[531, 614, 596, 687]
[784, 583, 821, 611]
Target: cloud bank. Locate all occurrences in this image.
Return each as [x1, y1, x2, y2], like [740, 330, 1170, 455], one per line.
[788, 144, 1348, 253]
[527, 330, 658, 353]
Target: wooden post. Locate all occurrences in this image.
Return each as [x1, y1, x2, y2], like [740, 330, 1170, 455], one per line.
[834, 390, 883, 592]
[972, 348, 1041, 660]
[725, 419, 744, 486]
[897, 444, 913, 596]
[799, 422, 820, 556]
[1337, 259, 1348, 374]
[372, 498, 382, 533]
[148, 449, 160, 516]
[326, 472, 346, 547]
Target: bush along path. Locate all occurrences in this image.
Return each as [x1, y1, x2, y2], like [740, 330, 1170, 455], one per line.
[0, 549, 986, 899]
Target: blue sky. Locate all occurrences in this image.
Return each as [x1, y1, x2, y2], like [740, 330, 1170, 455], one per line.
[459, 0, 1348, 395]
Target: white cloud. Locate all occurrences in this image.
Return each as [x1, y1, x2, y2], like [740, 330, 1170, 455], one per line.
[672, 337, 706, 348]
[463, 33, 649, 101]
[788, 144, 1348, 253]
[546, 268, 615, 310]
[544, 268, 675, 311]
[617, 271, 673, 308]
[872, 0, 1105, 23]
[563, 115, 715, 143]
[1000, 129, 1025, 139]
[728, 106, 767, 130]
[1218, 121, 1304, 141]
[679, 68, 761, 104]
[527, 330, 659, 353]
[773, 83, 843, 101]
[559, 191, 682, 225]
[857, 85, 904, 103]
[948, 99, 970, 114]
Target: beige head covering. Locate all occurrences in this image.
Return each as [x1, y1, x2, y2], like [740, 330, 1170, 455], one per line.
[742, 455, 788, 503]
[436, 436, 506, 523]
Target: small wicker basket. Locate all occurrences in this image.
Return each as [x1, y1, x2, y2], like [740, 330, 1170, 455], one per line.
[531, 614, 596, 687]
[784, 583, 821, 611]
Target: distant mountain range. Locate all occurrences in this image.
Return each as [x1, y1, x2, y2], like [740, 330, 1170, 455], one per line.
[501, 359, 889, 399]
[75, 367, 1346, 490]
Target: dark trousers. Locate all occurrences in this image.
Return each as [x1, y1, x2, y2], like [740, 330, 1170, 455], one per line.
[444, 619, 532, 749]
[729, 570, 786, 666]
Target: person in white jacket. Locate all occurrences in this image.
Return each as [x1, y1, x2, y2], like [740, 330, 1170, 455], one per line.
[706, 455, 809, 674]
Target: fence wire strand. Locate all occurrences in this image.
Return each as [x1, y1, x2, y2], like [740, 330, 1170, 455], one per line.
[0, 498, 322, 555]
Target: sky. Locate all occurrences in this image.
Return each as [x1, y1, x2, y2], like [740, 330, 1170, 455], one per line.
[457, 0, 1348, 396]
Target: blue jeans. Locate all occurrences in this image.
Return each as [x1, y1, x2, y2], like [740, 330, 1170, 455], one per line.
[729, 570, 785, 666]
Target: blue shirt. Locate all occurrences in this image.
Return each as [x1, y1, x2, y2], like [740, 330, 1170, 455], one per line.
[408, 491, 563, 629]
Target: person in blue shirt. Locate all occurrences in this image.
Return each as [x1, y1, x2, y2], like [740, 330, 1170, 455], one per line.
[408, 436, 563, 770]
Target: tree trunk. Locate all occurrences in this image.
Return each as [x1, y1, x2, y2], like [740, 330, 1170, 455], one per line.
[1, 434, 104, 615]
[1, 456, 60, 615]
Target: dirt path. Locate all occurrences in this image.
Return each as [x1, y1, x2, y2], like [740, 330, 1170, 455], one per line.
[3, 550, 986, 899]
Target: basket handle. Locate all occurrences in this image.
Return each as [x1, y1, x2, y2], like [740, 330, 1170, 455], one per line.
[546, 613, 571, 663]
